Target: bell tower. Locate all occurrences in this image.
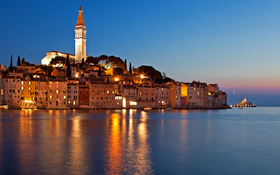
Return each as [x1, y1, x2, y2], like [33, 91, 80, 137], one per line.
[75, 6, 87, 63]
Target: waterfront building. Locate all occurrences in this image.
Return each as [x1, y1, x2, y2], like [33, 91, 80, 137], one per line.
[20, 77, 37, 108]
[156, 85, 170, 108]
[89, 81, 115, 108]
[3, 72, 22, 108]
[181, 81, 210, 108]
[209, 84, 219, 94]
[137, 84, 156, 108]
[114, 94, 123, 108]
[67, 79, 79, 108]
[35, 78, 48, 109]
[165, 82, 181, 108]
[78, 83, 90, 108]
[47, 79, 68, 109]
[0, 73, 4, 105]
[214, 91, 227, 108]
[121, 84, 138, 108]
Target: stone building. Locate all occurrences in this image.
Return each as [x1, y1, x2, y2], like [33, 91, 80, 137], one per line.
[89, 81, 115, 108]
[67, 79, 79, 108]
[47, 79, 68, 109]
[3, 72, 22, 108]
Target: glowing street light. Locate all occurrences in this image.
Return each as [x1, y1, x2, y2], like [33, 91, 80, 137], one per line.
[75, 72, 79, 78]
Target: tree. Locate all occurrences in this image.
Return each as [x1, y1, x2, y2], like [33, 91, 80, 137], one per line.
[124, 59, 127, 71]
[66, 54, 71, 78]
[137, 65, 163, 81]
[129, 62, 132, 74]
[49, 56, 66, 66]
[17, 55, 21, 66]
[163, 77, 173, 83]
[81, 58, 85, 67]
[98, 66, 102, 77]
[22, 57, 25, 63]
[85, 56, 98, 65]
[9, 55, 13, 71]
[113, 67, 124, 75]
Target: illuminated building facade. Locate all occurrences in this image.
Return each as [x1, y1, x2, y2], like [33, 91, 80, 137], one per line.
[47, 79, 68, 109]
[89, 81, 115, 108]
[67, 79, 79, 108]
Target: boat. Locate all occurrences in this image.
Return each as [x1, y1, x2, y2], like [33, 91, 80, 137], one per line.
[165, 107, 173, 110]
[144, 107, 152, 110]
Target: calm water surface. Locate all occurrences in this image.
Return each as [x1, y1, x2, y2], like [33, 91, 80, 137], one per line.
[0, 107, 280, 174]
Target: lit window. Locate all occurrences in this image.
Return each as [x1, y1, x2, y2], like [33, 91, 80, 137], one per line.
[130, 101, 137, 106]
[29, 82, 31, 85]
[107, 91, 109, 94]
[64, 96, 66, 99]
[56, 90, 59, 93]
[50, 96, 52, 99]
[21, 81, 24, 85]
[21, 87, 24, 90]
[29, 88, 31, 90]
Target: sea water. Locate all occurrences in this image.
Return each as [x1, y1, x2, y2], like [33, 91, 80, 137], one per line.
[0, 107, 280, 175]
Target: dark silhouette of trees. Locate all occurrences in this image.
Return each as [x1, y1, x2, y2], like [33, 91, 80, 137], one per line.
[66, 54, 71, 78]
[17, 55, 21, 66]
[124, 59, 127, 71]
[81, 58, 85, 67]
[96, 55, 125, 70]
[9, 55, 13, 71]
[98, 66, 101, 77]
[163, 77, 173, 83]
[136, 65, 162, 81]
[49, 56, 66, 65]
[22, 57, 25, 63]
[129, 62, 132, 74]
[113, 68, 124, 75]
[85, 56, 98, 65]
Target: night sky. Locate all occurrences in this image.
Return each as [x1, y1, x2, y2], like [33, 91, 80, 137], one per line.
[1, 0, 280, 106]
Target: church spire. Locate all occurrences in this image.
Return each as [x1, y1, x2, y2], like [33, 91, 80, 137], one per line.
[75, 6, 87, 63]
[76, 6, 85, 27]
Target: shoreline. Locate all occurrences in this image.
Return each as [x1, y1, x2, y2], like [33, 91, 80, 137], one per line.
[1, 106, 231, 111]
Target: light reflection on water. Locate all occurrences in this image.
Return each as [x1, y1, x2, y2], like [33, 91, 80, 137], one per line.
[0, 108, 280, 174]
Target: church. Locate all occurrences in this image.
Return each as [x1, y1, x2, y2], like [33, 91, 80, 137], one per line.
[41, 6, 87, 65]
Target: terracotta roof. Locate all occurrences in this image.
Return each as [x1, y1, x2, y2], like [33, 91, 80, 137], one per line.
[76, 6, 85, 27]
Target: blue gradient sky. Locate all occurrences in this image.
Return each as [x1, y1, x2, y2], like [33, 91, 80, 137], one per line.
[1, 0, 280, 106]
